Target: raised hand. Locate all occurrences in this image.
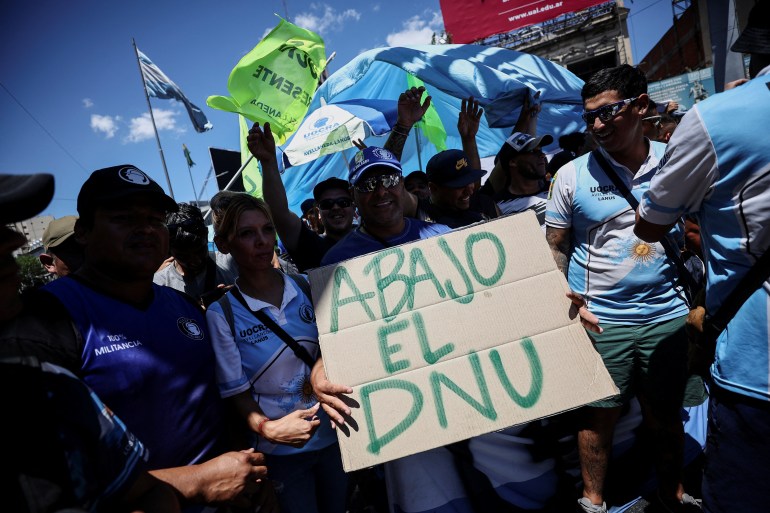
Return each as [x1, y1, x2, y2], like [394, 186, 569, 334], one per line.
[397, 86, 432, 129]
[247, 122, 277, 163]
[457, 96, 483, 140]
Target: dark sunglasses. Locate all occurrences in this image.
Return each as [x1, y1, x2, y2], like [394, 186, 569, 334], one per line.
[317, 197, 353, 210]
[353, 173, 402, 193]
[582, 97, 638, 125]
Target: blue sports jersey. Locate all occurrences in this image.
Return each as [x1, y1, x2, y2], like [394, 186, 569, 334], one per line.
[207, 274, 336, 456]
[546, 144, 688, 324]
[320, 218, 451, 266]
[639, 71, 770, 401]
[44, 277, 227, 469]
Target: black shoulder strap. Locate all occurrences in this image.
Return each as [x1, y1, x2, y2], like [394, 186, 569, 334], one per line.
[228, 287, 316, 369]
[592, 150, 700, 299]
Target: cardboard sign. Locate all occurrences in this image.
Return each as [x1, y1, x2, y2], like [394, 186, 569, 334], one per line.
[308, 211, 617, 472]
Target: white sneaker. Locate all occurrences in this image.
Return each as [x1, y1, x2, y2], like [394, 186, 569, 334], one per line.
[577, 497, 608, 513]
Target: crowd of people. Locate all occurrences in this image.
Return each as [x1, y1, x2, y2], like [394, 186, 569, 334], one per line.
[2, 5, 768, 513]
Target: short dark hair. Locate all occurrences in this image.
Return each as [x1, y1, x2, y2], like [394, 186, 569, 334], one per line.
[312, 177, 350, 201]
[581, 64, 648, 101]
[558, 132, 586, 154]
[166, 203, 207, 250]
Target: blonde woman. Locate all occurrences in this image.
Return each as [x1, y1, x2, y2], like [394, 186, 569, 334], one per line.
[206, 193, 346, 513]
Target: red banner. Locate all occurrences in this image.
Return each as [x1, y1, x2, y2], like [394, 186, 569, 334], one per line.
[440, 0, 608, 43]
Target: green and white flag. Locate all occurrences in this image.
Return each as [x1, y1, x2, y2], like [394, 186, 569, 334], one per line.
[207, 17, 326, 143]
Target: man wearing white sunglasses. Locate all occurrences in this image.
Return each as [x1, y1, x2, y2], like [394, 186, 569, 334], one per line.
[546, 65, 699, 513]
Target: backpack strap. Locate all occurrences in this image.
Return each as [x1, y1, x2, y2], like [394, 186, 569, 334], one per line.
[287, 273, 312, 302]
[216, 293, 236, 337]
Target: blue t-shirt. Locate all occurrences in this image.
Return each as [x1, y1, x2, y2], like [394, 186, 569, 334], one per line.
[320, 218, 452, 266]
[4, 361, 148, 512]
[206, 274, 336, 456]
[44, 277, 227, 469]
[545, 143, 688, 324]
[639, 70, 770, 401]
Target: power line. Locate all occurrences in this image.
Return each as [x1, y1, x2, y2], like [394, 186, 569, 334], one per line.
[0, 81, 89, 174]
[628, 0, 667, 18]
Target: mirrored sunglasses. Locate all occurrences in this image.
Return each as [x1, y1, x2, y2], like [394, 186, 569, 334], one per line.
[582, 97, 638, 125]
[353, 173, 402, 193]
[317, 197, 353, 210]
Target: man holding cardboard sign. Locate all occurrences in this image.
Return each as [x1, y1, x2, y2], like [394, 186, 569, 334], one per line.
[309, 149, 614, 510]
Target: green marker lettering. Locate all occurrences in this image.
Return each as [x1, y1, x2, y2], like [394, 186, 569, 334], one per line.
[466, 232, 506, 286]
[377, 320, 411, 373]
[413, 311, 454, 364]
[363, 248, 410, 321]
[491, 337, 543, 408]
[430, 351, 497, 428]
[362, 379, 423, 455]
[407, 248, 446, 309]
[330, 266, 376, 333]
[437, 238, 474, 304]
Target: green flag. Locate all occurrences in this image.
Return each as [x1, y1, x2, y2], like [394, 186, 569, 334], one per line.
[182, 144, 195, 167]
[207, 18, 326, 143]
[406, 74, 447, 152]
[240, 115, 263, 198]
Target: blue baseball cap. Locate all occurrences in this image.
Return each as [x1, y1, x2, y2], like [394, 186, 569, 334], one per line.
[348, 147, 402, 185]
[426, 149, 486, 188]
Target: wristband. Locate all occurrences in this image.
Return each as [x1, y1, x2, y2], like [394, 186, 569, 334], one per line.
[257, 417, 270, 435]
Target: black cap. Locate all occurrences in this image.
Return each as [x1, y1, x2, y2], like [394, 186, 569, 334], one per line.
[731, 2, 770, 54]
[77, 165, 178, 216]
[313, 177, 350, 201]
[426, 149, 486, 188]
[404, 170, 428, 184]
[300, 198, 316, 215]
[0, 173, 55, 224]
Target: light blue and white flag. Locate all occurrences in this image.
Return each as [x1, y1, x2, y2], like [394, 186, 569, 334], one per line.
[138, 49, 213, 133]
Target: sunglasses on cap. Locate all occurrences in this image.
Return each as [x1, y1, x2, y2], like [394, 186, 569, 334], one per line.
[643, 115, 662, 128]
[317, 197, 353, 210]
[353, 173, 402, 193]
[582, 97, 638, 125]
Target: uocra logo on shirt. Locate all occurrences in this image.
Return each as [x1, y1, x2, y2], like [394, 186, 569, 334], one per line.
[177, 317, 204, 340]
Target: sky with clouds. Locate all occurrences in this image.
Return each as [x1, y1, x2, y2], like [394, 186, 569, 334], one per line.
[1, 0, 671, 219]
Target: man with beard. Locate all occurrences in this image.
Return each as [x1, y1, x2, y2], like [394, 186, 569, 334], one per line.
[493, 132, 554, 229]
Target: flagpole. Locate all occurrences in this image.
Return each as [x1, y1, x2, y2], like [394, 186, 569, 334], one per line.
[184, 156, 198, 204]
[132, 38, 175, 199]
[414, 127, 423, 171]
[201, 155, 253, 222]
[182, 144, 198, 206]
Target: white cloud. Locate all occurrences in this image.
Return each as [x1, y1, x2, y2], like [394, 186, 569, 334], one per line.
[90, 114, 119, 138]
[294, 4, 361, 35]
[372, 4, 380, 12]
[386, 10, 444, 46]
[125, 109, 182, 143]
[82, 98, 94, 108]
